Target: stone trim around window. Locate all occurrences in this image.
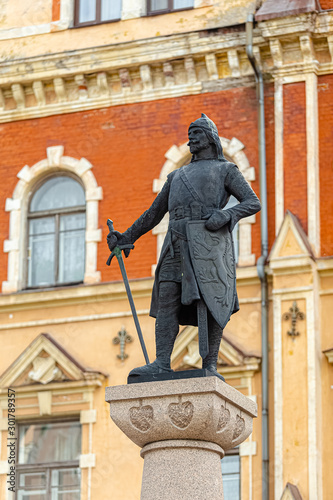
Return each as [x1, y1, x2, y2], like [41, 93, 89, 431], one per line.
[2, 146, 103, 293]
[151, 137, 256, 273]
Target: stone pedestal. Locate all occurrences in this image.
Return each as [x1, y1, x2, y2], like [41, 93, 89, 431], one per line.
[105, 377, 257, 500]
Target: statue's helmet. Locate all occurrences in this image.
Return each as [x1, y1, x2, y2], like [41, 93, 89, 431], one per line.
[188, 113, 224, 160]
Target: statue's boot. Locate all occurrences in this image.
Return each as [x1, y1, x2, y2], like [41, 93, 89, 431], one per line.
[129, 281, 180, 378]
[128, 359, 173, 377]
[202, 317, 225, 382]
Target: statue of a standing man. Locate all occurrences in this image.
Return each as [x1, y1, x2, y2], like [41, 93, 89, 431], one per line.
[107, 114, 261, 379]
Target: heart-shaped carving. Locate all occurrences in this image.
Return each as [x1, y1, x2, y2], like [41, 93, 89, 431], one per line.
[129, 404, 153, 432]
[232, 414, 245, 440]
[217, 404, 230, 431]
[168, 400, 194, 429]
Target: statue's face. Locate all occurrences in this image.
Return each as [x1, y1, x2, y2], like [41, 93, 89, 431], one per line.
[187, 126, 210, 154]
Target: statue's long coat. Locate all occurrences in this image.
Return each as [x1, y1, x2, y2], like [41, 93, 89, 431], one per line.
[125, 159, 261, 328]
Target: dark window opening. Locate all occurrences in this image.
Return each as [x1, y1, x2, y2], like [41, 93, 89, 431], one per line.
[17, 421, 81, 500]
[147, 0, 194, 15]
[74, 0, 122, 27]
[27, 175, 86, 289]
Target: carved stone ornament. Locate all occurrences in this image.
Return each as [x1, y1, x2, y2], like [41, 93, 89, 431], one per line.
[232, 414, 245, 441]
[168, 397, 194, 429]
[282, 301, 305, 338]
[106, 377, 257, 451]
[112, 327, 133, 360]
[27, 355, 66, 385]
[129, 401, 154, 432]
[217, 403, 231, 432]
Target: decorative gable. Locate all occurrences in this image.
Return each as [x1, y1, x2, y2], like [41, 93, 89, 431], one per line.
[0, 333, 105, 389]
[280, 482, 303, 500]
[171, 326, 261, 378]
[269, 211, 314, 270]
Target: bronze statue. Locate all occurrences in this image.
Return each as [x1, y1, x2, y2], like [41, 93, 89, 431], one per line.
[107, 114, 261, 380]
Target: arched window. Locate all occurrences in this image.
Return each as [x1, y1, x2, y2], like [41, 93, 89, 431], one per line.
[27, 176, 86, 288]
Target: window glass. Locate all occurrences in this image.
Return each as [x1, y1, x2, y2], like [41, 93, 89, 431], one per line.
[79, 0, 96, 23]
[101, 0, 122, 20]
[19, 422, 81, 465]
[51, 468, 81, 500]
[27, 176, 86, 288]
[221, 454, 240, 500]
[19, 471, 47, 488]
[150, 0, 168, 11]
[17, 486, 47, 500]
[58, 214, 86, 284]
[174, 0, 193, 8]
[30, 177, 85, 212]
[28, 217, 55, 288]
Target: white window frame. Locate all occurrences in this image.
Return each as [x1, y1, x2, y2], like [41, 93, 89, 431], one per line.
[3, 146, 103, 293]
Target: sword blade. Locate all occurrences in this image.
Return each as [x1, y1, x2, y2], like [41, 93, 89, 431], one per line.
[197, 299, 209, 360]
[115, 250, 150, 365]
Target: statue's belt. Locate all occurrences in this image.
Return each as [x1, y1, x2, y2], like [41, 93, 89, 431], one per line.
[169, 206, 196, 221]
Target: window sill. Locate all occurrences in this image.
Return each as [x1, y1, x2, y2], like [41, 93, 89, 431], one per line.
[72, 18, 120, 29]
[24, 281, 84, 292]
[146, 7, 193, 17]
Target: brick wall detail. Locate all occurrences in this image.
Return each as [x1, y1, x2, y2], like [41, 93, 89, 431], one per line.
[318, 75, 333, 256]
[0, 87, 274, 286]
[283, 82, 308, 233]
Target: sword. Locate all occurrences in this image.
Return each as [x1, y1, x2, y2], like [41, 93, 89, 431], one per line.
[106, 219, 150, 365]
[197, 299, 209, 360]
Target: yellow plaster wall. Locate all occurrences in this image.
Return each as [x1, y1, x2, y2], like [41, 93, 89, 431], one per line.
[0, 275, 263, 499]
[0, 0, 52, 29]
[0, 0, 256, 60]
[273, 272, 313, 291]
[0, 297, 154, 498]
[92, 383, 143, 500]
[278, 227, 305, 257]
[251, 371, 264, 500]
[281, 298, 309, 498]
[320, 292, 333, 500]
[225, 279, 261, 356]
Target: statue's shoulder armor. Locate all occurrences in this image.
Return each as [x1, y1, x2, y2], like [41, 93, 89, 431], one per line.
[223, 160, 239, 177]
[166, 169, 178, 184]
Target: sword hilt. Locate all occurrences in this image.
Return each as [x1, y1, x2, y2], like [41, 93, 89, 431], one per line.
[106, 219, 134, 266]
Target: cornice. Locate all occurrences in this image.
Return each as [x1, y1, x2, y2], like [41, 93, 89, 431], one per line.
[0, 278, 154, 313]
[0, 10, 332, 123]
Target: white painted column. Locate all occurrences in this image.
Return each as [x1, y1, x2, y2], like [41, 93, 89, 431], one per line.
[273, 294, 283, 500]
[306, 272, 322, 500]
[305, 73, 320, 255]
[274, 79, 284, 235]
[122, 0, 146, 19]
[59, 0, 75, 28]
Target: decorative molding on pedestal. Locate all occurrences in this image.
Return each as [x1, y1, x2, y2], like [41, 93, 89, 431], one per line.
[106, 377, 257, 500]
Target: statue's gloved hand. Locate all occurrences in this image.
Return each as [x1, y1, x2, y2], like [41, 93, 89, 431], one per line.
[107, 230, 132, 257]
[205, 210, 231, 231]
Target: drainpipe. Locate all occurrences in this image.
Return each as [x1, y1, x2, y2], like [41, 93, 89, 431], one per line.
[246, 14, 269, 500]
